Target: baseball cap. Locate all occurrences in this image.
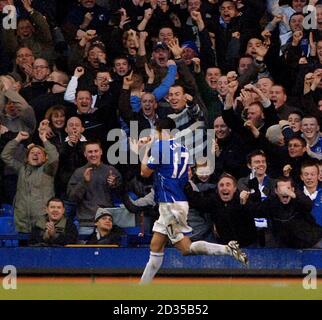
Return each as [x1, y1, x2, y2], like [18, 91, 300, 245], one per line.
[95, 208, 113, 222]
[181, 41, 199, 56]
[153, 41, 169, 51]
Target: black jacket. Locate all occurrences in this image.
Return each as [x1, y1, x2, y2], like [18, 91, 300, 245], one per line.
[56, 140, 87, 198]
[69, 105, 115, 158]
[222, 105, 279, 154]
[186, 185, 257, 247]
[86, 226, 124, 245]
[20, 81, 51, 104]
[29, 92, 74, 125]
[248, 190, 322, 248]
[283, 153, 311, 188]
[238, 175, 276, 198]
[215, 132, 249, 180]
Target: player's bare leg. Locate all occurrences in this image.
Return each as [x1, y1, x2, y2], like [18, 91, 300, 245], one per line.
[140, 232, 168, 284]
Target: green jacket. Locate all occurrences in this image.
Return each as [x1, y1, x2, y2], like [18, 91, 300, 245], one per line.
[3, 10, 54, 63]
[195, 72, 223, 128]
[1, 139, 59, 233]
[0, 90, 36, 134]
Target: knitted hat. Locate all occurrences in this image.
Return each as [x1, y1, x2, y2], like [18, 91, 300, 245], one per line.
[95, 208, 113, 222]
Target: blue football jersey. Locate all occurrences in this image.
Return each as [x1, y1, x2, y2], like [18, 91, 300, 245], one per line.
[147, 139, 190, 203]
[310, 136, 322, 156]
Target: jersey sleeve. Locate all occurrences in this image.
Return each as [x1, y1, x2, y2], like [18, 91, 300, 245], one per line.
[147, 141, 161, 170]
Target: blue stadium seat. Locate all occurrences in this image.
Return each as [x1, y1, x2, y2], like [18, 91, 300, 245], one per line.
[63, 200, 79, 230]
[0, 216, 16, 234]
[63, 200, 76, 219]
[123, 226, 152, 247]
[0, 215, 18, 247]
[111, 192, 122, 207]
[0, 204, 14, 216]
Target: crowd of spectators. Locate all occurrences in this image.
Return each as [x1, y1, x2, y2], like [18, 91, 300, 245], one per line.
[1, 0, 322, 248]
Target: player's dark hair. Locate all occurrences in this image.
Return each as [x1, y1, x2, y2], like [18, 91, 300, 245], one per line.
[155, 118, 176, 131]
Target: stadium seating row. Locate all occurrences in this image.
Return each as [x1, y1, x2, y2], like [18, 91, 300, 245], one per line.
[0, 203, 152, 247]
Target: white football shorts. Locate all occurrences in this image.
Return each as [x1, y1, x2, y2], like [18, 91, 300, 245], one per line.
[153, 201, 192, 244]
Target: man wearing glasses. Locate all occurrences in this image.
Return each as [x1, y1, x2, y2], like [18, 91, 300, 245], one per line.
[20, 58, 50, 103]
